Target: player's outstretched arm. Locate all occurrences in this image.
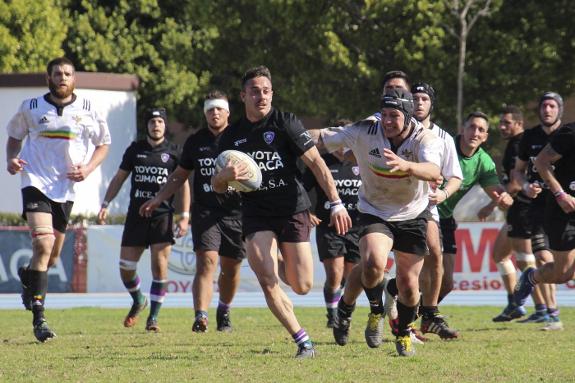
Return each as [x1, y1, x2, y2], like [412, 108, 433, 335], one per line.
[140, 166, 190, 217]
[382, 148, 440, 181]
[300, 146, 351, 235]
[98, 168, 130, 224]
[484, 185, 513, 211]
[6, 137, 26, 175]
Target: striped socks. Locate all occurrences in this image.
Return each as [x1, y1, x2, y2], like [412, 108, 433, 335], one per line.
[149, 280, 167, 320]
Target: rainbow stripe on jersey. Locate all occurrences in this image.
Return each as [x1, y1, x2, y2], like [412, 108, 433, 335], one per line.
[368, 162, 409, 179]
[40, 129, 77, 140]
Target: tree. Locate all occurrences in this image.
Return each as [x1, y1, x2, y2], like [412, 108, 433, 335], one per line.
[0, 0, 68, 72]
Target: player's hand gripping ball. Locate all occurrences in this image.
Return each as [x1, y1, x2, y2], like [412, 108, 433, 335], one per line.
[215, 150, 262, 192]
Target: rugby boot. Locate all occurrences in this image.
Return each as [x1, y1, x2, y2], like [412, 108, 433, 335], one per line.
[145, 317, 160, 333]
[295, 340, 316, 359]
[192, 313, 208, 333]
[333, 313, 351, 346]
[420, 314, 459, 339]
[395, 334, 415, 357]
[492, 304, 527, 322]
[33, 319, 56, 342]
[364, 312, 384, 348]
[517, 311, 549, 323]
[513, 267, 536, 307]
[123, 296, 148, 328]
[216, 309, 233, 332]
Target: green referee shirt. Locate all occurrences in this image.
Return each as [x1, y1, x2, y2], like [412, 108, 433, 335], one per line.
[438, 135, 500, 219]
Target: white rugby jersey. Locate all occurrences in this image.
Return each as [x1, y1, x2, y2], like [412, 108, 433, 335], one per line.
[321, 118, 442, 221]
[7, 94, 111, 202]
[428, 123, 462, 221]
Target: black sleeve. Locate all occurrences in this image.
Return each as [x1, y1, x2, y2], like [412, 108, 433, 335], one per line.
[118, 142, 137, 172]
[549, 124, 575, 156]
[179, 134, 196, 171]
[517, 131, 529, 162]
[283, 113, 316, 156]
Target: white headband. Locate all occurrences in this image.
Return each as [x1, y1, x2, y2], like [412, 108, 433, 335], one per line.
[204, 98, 229, 113]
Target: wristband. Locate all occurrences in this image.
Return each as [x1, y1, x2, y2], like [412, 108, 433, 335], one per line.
[442, 189, 449, 199]
[329, 199, 342, 208]
[101, 200, 110, 209]
[554, 190, 568, 200]
[180, 212, 190, 219]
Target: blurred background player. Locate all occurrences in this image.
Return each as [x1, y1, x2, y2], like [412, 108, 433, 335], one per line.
[303, 119, 362, 328]
[140, 91, 245, 333]
[98, 108, 189, 332]
[7, 57, 111, 341]
[437, 112, 513, 318]
[499, 92, 565, 330]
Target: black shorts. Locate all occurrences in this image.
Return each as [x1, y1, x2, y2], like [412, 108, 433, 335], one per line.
[545, 204, 575, 252]
[121, 213, 175, 248]
[243, 210, 312, 243]
[506, 197, 532, 239]
[316, 225, 360, 263]
[21, 186, 73, 233]
[357, 212, 428, 256]
[192, 209, 245, 260]
[440, 217, 457, 255]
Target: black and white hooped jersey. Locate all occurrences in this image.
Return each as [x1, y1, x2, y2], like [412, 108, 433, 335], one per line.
[119, 140, 179, 217]
[303, 153, 361, 225]
[6, 93, 111, 202]
[217, 108, 315, 217]
[179, 128, 241, 216]
[518, 125, 558, 206]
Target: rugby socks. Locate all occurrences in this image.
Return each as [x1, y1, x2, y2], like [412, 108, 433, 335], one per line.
[123, 275, 145, 305]
[421, 305, 439, 319]
[507, 294, 514, 306]
[292, 328, 311, 346]
[149, 280, 167, 320]
[396, 300, 418, 337]
[337, 297, 356, 319]
[217, 300, 231, 313]
[386, 277, 399, 297]
[535, 303, 547, 315]
[323, 284, 343, 310]
[195, 310, 209, 320]
[363, 280, 385, 315]
[547, 307, 559, 318]
[28, 269, 48, 325]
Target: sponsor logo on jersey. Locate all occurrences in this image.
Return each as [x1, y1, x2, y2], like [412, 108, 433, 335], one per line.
[134, 166, 169, 184]
[531, 145, 542, 150]
[247, 151, 284, 171]
[234, 138, 247, 147]
[199, 146, 210, 152]
[352, 166, 360, 176]
[38, 116, 49, 124]
[161, 153, 170, 163]
[368, 148, 381, 158]
[299, 131, 313, 146]
[263, 131, 275, 144]
[137, 154, 147, 158]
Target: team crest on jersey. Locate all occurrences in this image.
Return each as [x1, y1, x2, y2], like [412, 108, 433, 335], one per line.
[263, 131, 275, 144]
[161, 153, 170, 163]
[38, 116, 49, 124]
[352, 166, 360, 176]
[72, 115, 82, 124]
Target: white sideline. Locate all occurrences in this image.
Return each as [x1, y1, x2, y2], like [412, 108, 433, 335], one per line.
[1, 290, 575, 309]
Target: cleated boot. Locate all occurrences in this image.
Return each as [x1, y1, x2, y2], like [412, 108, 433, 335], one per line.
[326, 308, 337, 329]
[145, 317, 160, 333]
[395, 334, 415, 357]
[517, 311, 549, 323]
[492, 304, 527, 322]
[192, 313, 208, 333]
[33, 319, 56, 342]
[420, 314, 459, 340]
[540, 316, 564, 331]
[295, 340, 316, 359]
[333, 313, 351, 346]
[123, 297, 148, 328]
[216, 309, 233, 332]
[364, 312, 384, 348]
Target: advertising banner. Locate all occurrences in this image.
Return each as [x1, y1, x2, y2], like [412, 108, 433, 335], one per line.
[0, 227, 78, 293]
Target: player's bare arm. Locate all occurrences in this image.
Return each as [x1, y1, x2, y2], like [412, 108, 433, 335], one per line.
[382, 148, 440, 181]
[429, 176, 462, 205]
[67, 144, 109, 182]
[535, 143, 575, 213]
[98, 168, 130, 223]
[173, 176, 191, 238]
[484, 185, 513, 210]
[6, 137, 27, 175]
[139, 165, 191, 217]
[210, 160, 250, 194]
[510, 158, 540, 198]
[300, 145, 351, 235]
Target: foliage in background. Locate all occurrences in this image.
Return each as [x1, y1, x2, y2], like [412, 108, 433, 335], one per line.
[1, 0, 574, 141]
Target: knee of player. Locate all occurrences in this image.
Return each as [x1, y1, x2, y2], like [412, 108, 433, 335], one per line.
[31, 225, 55, 249]
[292, 280, 312, 295]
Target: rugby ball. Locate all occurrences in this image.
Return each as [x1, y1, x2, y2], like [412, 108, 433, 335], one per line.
[215, 150, 262, 192]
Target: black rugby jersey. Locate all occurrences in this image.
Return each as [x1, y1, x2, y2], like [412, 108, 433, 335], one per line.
[179, 128, 241, 216]
[517, 125, 558, 206]
[548, 123, 575, 199]
[303, 153, 361, 225]
[501, 132, 523, 185]
[217, 108, 315, 217]
[119, 140, 179, 217]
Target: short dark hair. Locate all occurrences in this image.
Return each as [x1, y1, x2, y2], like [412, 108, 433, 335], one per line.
[383, 70, 410, 87]
[465, 111, 490, 129]
[241, 66, 272, 88]
[205, 89, 228, 101]
[46, 57, 75, 75]
[501, 105, 523, 122]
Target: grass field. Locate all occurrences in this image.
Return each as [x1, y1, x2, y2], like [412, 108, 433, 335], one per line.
[1, 306, 574, 382]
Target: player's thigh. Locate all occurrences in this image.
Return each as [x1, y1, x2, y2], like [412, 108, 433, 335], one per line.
[245, 231, 279, 283]
[359, 232, 393, 271]
[395, 250, 424, 287]
[120, 246, 146, 262]
[425, 219, 442, 263]
[279, 241, 314, 285]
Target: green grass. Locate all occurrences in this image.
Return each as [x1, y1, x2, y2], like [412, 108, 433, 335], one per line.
[1, 306, 574, 382]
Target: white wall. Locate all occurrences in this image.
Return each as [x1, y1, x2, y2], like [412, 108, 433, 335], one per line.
[0, 87, 136, 216]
